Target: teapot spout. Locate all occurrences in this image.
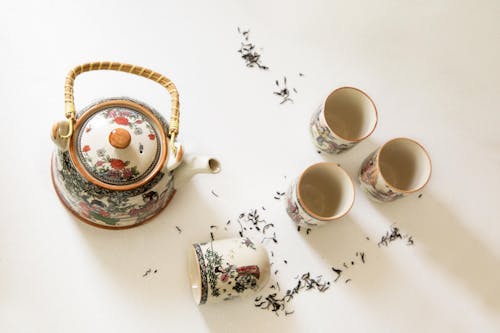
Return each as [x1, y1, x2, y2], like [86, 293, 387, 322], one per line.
[174, 154, 221, 189]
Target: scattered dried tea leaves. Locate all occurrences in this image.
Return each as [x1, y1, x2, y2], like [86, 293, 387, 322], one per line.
[331, 267, 342, 282]
[211, 190, 219, 197]
[378, 225, 414, 247]
[255, 272, 330, 316]
[274, 191, 286, 200]
[175, 226, 182, 234]
[237, 27, 269, 70]
[273, 76, 294, 104]
[142, 268, 152, 277]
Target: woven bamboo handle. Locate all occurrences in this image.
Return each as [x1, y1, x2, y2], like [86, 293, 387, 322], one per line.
[62, 62, 180, 143]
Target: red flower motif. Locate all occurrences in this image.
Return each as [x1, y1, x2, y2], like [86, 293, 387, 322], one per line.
[114, 116, 129, 125]
[148, 134, 156, 140]
[122, 168, 133, 179]
[110, 159, 126, 170]
[78, 202, 90, 217]
[96, 160, 104, 167]
[82, 145, 91, 152]
[221, 273, 229, 282]
[236, 265, 260, 278]
[135, 119, 143, 124]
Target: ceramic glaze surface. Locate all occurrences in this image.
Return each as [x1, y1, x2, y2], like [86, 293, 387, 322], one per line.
[52, 149, 176, 227]
[76, 106, 162, 186]
[359, 139, 431, 203]
[310, 87, 377, 154]
[190, 238, 270, 305]
[52, 98, 178, 228]
[310, 106, 354, 154]
[358, 150, 404, 202]
[285, 180, 325, 227]
[285, 163, 355, 227]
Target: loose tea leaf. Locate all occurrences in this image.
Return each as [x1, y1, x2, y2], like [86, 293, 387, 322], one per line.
[255, 272, 330, 316]
[237, 27, 269, 70]
[175, 226, 182, 234]
[378, 225, 414, 247]
[273, 76, 294, 104]
[331, 267, 342, 282]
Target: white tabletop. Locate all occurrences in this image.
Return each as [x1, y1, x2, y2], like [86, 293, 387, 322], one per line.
[1, 0, 499, 332]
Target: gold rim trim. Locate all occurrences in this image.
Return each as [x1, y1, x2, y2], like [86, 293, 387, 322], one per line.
[68, 99, 168, 191]
[321, 86, 378, 142]
[296, 162, 355, 221]
[375, 137, 432, 194]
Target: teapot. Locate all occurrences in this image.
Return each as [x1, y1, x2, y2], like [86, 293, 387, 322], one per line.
[51, 62, 220, 229]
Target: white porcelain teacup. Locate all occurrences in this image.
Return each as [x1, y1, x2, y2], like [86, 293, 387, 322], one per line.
[285, 162, 355, 227]
[310, 87, 378, 154]
[359, 137, 432, 202]
[188, 237, 270, 305]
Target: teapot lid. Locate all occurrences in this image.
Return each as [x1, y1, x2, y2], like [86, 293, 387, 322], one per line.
[69, 99, 168, 191]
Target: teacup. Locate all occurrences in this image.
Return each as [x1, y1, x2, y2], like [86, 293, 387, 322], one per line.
[359, 137, 431, 202]
[188, 237, 270, 305]
[285, 162, 355, 227]
[310, 87, 378, 153]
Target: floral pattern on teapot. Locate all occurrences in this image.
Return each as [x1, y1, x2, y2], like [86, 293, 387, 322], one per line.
[76, 105, 162, 187]
[82, 146, 140, 182]
[52, 149, 176, 227]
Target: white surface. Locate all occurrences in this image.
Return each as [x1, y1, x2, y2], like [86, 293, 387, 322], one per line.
[1, 0, 500, 332]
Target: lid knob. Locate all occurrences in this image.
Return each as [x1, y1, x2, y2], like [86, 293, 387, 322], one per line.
[109, 128, 131, 149]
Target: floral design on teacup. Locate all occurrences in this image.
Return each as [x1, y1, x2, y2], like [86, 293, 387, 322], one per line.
[285, 181, 324, 227]
[358, 151, 403, 202]
[310, 106, 353, 154]
[193, 238, 267, 304]
[359, 138, 431, 203]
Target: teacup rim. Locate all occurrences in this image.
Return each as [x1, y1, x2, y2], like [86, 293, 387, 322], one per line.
[376, 137, 432, 193]
[322, 86, 379, 142]
[297, 162, 355, 221]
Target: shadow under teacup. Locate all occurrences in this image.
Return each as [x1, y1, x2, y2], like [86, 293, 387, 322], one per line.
[310, 87, 378, 154]
[188, 237, 270, 305]
[359, 137, 432, 202]
[285, 162, 355, 227]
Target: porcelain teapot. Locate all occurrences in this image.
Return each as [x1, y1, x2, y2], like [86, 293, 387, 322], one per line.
[51, 62, 220, 229]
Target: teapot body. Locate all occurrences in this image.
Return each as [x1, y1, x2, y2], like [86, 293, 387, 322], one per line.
[51, 62, 221, 229]
[52, 149, 176, 229]
[51, 98, 177, 229]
